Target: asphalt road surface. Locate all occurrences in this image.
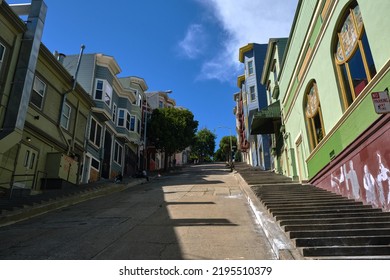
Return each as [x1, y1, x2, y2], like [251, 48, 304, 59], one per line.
[0, 163, 276, 260]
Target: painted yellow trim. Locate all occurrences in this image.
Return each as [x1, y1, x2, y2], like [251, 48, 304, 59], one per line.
[238, 43, 254, 63]
[237, 75, 245, 88]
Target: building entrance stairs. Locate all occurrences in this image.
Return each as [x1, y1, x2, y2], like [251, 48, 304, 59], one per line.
[234, 162, 390, 259]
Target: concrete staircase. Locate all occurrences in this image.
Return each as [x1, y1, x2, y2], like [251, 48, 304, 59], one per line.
[234, 163, 390, 259]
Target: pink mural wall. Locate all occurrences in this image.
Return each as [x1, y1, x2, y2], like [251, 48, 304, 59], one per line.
[312, 116, 390, 211]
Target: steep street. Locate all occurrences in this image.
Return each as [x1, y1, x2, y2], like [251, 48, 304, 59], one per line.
[0, 163, 276, 260]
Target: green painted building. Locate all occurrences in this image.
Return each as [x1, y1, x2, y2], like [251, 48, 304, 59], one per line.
[277, 0, 390, 211]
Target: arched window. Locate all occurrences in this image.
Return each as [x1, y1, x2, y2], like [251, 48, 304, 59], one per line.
[305, 81, 325, 150]
[334, 2, 376, 110]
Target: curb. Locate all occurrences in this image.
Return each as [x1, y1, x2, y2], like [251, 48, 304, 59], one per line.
[233, 171, 304, 260]
[0, 178, 146, 228]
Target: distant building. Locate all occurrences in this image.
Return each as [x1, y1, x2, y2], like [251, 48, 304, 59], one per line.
[237, 43, 271, 169]
[253, 38, 288, 175]
[62, 54, 146, 182]
[234, 76, 250, 163]
[143, 91, 176, 171]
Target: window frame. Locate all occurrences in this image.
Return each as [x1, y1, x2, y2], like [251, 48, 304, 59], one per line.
[334, 2, 376, 110]
[130, 115, 136, 132]
[118, 109, 125, 127]
[0, 43, 5, 72]
[60, 102, 72, 130]
[94, 79, 113, 108]
[91, 157, 100, 171]
[31, 76, 46, 109]
[113, 141, 123, 165]
[304, 81, 325, 151]
[247, 60, 254, 75]
[249, 86, 256, 102]
[89, 117, 103, 148]
[112, 103, 117, 124]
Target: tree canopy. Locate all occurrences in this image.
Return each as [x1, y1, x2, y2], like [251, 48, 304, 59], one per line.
[148, 107, 198, 156]
[191, 128, 216, 162]
[218, 135, 237, 162]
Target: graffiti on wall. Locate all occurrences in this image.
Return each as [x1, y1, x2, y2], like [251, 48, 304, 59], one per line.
[318, 128, 390, 211]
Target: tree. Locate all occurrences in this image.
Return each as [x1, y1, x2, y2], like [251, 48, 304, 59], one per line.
[214, 148, 225, 162]
[218, 135, 237, 162]
[191, 128, 216, 162]
[148, 107, 198, 169]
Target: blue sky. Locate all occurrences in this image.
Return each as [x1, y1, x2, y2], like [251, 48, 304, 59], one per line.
[7, 0, 297, 146]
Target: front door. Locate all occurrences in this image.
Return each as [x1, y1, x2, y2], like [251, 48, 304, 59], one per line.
[101, 130, 112, 179]
[15, 143, 39, 190]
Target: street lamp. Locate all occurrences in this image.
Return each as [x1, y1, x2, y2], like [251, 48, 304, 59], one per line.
[142, 90, 173, 170]
[218, 126, 233, 164]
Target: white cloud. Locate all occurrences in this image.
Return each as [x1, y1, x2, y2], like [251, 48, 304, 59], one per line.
[194, 0, 298, 82]
[178, 24, 208, 59]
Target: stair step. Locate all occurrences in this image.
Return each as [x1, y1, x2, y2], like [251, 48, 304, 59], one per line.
[289, 228, 390, 238]
[280, 216, 390, 226]
[271, 207, 381, 216]
[275, 210, 386, 220]
[261, 196, 351, 203]
[284, 222, 390, 232]
[266, 200, 361, 208]
[294, 235, 390, 247]
[301, 245, 390, 257]
[268, 204, 371, 212]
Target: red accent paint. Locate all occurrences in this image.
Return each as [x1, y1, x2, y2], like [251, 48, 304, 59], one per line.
[311, 114, 390, 211]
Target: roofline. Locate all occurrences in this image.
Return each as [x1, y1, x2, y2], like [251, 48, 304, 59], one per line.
[237, 74, 245, 88]
[279, 0, 302, 78]
[238, 43, 254, 62]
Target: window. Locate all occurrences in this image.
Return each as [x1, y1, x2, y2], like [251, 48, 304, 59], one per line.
[113, 141, 123, 165]
[267, 81, 272, 103]
[304, 82, 325, 150]
[0, 43, 5, 72]
[272, 60, 278, 82]
[60, 102, 71, 130]
[91, 157, 100, 170]
[89, 118, 102, 147]
[159, 100, 164, 108]
[24, 150, 30, 167]
[137, 119, 141, 134]
[126, 112, 131, 131]
[130, 115, 136, 131]
[334, 2, 376, 110]
[94, 79, 113, 107]
[23, 149, 36, 170]
[31, 76, 46, 109]
[118, 109, 125, 127]
[112, 103, 117, 123]
[249, 86, 256, 102]
[247, 60, 254, 75]
[118, 109, 135, 132]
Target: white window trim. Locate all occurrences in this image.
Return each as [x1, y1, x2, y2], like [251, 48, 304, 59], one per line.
[117, 108, 125, 127]
[89, 117, 103, 148]
[113, 141, 123, 165]
[130, 115, 136, 132]
[117, 109, 136, 132]
[0, 43, 5, 71]
[31, 76, 46, 109]
[94, 79, 112, 108]
[61, 102, 71, 130]
[247, 60, 254, 76]
[249, 85, 257, 102]
[90, 156, 100, 171]
[112, 103, 117, 123]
